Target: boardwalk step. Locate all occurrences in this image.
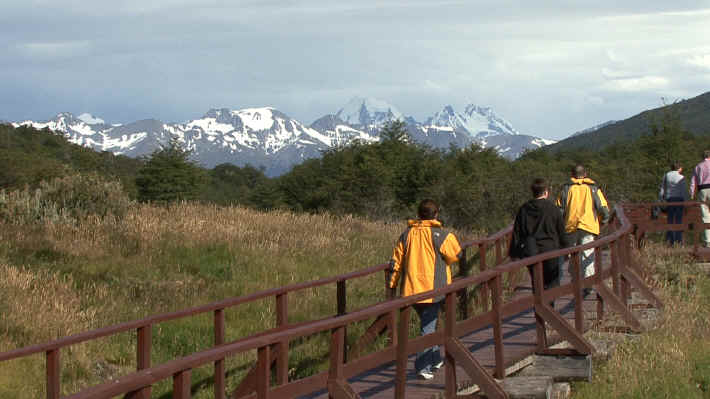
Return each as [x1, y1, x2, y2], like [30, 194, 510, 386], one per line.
[550, 382, 571, 399]
[500, 376, 553, 399]
[517, 355, 591, 382]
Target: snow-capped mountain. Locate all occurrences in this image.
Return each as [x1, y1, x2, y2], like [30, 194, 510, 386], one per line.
[12, 97, 555, 175]
[411, 104, 555, 158]
[335, 97, 403, 133]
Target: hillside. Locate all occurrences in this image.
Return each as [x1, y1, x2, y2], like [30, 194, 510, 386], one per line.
[547, 91, 710, 152]
[0, 123, 142, 194]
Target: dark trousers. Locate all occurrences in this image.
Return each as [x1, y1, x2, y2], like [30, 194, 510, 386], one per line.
[665, 197, 684, 245]
[527, 256, 560, 307]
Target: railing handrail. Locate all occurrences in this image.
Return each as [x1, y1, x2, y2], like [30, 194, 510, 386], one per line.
[67, 204, 635, 398]
[0, 221, 510, 363]
[0, 261, 390, 362]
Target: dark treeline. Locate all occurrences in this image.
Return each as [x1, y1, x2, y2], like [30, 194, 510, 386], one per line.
[2, 109, 709, 233]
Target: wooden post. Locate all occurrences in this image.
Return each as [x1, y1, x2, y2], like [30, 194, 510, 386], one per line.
[275, 293, 289, 385]
[495, 240, 502, 266]
[444, 293, 457, 398]
[395, 306, 411, 399]
[135, 325, 152, 399]
[479, 244, 489, 310]
[256, 346, 271, 399]
[533, 261, 547, 351]
[46, 349, 60, 399]
[173, 369, 192, 399]
[214, 309, 226, 399]
[594, 246, 604, 321]
[458, 247, 469, 320]
[490, 275, 505, 379]
[329, 326, 347, 380]
[611, 240, 621, 297]
[337, 280, 348, 364]
[571, 252, 584, 333]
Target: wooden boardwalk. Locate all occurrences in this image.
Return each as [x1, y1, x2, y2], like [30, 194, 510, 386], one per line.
[304, 260, 605, 399]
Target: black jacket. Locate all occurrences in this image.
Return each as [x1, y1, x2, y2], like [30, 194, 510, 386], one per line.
[509, 198, 569, 258]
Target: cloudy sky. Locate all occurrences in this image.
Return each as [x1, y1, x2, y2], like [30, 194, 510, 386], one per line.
[2, 1, 710, 139]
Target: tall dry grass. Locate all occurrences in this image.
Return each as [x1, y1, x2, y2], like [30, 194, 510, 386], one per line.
[573, 243, 710, 398]
[0, 201, 479, 397]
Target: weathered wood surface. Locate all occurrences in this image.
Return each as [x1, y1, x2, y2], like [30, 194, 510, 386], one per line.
[516, 355, 591, 382]
[500, 376, 552, 399]
[303, 256, 608, 399]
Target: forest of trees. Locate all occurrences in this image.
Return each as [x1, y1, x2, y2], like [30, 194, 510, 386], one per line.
[2, 109, 710, 232]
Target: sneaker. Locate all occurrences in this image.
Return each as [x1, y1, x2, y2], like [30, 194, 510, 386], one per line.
[417, 370, 434, 380]
[433, 360, 444, 370]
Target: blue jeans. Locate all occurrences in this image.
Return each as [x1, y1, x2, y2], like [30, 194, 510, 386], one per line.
[665, 197, 684, 245]
[413, 302, 442, 374]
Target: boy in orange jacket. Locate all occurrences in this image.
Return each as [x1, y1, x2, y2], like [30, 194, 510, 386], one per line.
[388, 199, 462, 379]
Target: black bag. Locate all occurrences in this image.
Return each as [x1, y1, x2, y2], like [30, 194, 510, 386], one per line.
[517, 211, 544, 258]
[521, 234, 539, 258]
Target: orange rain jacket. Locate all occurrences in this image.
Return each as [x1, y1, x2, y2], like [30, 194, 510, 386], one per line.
[388, 219, 462, 303]
[555, 177, 610, 235]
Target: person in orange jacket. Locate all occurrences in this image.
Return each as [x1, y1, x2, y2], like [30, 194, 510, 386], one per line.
[556, 165, 610, 296]
[388, 199, 462, 380]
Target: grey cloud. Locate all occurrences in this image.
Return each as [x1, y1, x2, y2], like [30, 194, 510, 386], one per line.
[2, 1, 710, 139]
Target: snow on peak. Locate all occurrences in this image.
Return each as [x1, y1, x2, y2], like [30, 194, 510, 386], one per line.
[231, 107, 276, 131]
[463, 104, 520, 136]
[77, 113, 105, 125]
[336, 96, 403, 126]
[426, 104, 520, 138]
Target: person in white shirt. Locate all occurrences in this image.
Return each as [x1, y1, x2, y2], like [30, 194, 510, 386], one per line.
[659, 161, 688, 245]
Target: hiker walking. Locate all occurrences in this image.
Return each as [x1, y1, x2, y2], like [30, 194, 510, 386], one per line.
[659, 161, 688, 245]
[388, 199, 462, 380]
[510, 178, 569, 302]
[690, 150, 710, 247]
[556, 165, 610, 295]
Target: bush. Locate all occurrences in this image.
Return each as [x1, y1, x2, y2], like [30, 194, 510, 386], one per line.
[0, 173, 133, 224]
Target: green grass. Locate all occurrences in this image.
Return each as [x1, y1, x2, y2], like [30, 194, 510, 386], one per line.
[572, 244, 710, 398]
[0, 202, 445, 397]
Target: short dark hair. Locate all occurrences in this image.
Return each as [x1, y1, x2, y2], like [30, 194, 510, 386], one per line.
[670, 161, 681, 171]
[704, 150, 710, 159]
[418, 199, 439, 220]
[572, 165, 586, 178]
[530, 178, 548, 198]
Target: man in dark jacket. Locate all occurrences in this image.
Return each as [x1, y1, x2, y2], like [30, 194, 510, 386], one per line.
[510, 178, 569, 295]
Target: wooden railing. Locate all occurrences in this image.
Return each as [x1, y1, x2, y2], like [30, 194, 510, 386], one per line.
[0, 262, 393, 399]
[0, 203, 668, 398]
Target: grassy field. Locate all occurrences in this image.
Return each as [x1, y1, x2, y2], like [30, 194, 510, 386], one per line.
[1, 201, 471, 398]
[2, 195, 707, 398]
[573, 243, 710, 398]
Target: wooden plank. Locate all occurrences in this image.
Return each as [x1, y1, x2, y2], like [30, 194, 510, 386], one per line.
[327, 379, 362, 399]
[518, 355, 591, 382]
[446, 337, 508, 399]
[349, 314, 389, 359]
[535, 304, 593, 355]
[594, 283, 643, 332]
[173, 369, 192, 399]
[395, 306, 410, 399]
[500, 376, 552, 399]
[620, 267, 664, 310]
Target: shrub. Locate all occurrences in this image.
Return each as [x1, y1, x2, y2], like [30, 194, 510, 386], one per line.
[0, 173, 132, 224]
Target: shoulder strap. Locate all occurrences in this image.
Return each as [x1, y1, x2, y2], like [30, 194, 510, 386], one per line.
[663, 173, 668, 200]
[429, 226, 449, 301]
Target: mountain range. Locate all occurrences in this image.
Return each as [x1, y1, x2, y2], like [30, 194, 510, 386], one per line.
[11, 97, 555, 176]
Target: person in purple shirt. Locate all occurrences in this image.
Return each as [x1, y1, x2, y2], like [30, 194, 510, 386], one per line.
[690, 150, 710, 247]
